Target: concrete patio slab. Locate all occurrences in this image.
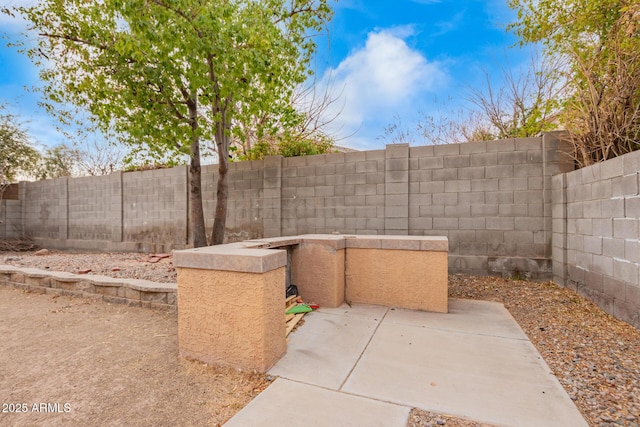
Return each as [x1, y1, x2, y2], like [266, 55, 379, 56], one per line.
[383, 298, 529, 340]
[315, 303, 388, 320]
[269, 310, 381, 389]
[224, 299, 587, 427]
[342, 313, 587, 426]
[224, 378, 410, 427]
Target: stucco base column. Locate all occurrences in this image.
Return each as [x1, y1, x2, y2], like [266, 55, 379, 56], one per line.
[174, 234, 449, 371]
[176, 265, 286, 372]
[291, 240, 345, 308]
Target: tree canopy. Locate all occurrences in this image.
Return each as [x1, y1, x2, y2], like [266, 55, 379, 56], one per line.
[380, 54, 565, 146]
[0, 104, 40, 192]
[509, 0, 640, 165]
[10, 0, 333, 245]
[36, 144, 81, 180]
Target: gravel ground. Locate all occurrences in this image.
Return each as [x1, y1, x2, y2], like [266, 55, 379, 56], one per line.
[2, 250, 177, 283]
[2, 250, 639, 426]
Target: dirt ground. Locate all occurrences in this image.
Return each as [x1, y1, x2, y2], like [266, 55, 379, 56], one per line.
[0, 286, 268, 427]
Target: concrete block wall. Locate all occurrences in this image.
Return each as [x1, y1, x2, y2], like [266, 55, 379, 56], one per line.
[262, 156, 282, 238]
[10, 167, 190, 252]
[553, 149, 640, 328]
[275, 134, 573, 279]
[22, 178, 68, 240]
[280, 149, 387, 236]
[0, 200, 22, 238]
[68, 174, 115, 241]
[408, 132, 574, 277]
[2, 132, 574, 282]
[123, 166, 188, 250]
[0, 183, 22, 238]
[201, 160, 265, 242]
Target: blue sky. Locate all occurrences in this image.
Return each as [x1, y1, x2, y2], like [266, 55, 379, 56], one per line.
[0, 0, 534, 152]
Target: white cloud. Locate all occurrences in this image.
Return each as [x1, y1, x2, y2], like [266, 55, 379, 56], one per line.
[432, 10, 465, 37]
[319, 29, 448, 149]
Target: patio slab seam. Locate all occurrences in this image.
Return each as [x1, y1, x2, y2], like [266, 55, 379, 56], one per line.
[273, 376, 417, 411]
[382, 324, 532, 342]
[338, 306, 389, 391]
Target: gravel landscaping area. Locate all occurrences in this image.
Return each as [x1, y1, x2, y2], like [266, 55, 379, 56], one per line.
[2, 250, 177, 283]
[2, 250, 639, 426]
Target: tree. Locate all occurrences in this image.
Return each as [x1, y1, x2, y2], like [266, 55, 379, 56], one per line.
[380, 109, 495, 145]
[0, 104, 40, 195]
[232, 77, 341, 160]
[10, 0, 332, 246]
[37, 144, 80, 180]
[380, 54, 565, 146]
[467, 54, 566, 139]
[238, 135, 334, 160]
[508, 0, 640, 166]
[74, 140, 124, 176]
[0, 105, 40, 232]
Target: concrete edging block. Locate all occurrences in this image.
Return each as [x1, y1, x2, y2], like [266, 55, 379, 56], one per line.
[0, 265, 177, 310]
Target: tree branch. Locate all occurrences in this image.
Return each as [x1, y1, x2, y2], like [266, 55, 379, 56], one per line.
[39, 32, 109, 50]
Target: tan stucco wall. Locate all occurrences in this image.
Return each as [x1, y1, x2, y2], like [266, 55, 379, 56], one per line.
[176, 267, 286, 372]
[291, 244, 345, 308]
[174, 236, 448, 371]
[345, 249, 448, 313]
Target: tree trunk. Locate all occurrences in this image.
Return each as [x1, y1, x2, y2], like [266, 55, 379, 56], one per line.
[211, 151, 228, 245]
[188, 98, 208, 248]
[211, 108, 231, 245]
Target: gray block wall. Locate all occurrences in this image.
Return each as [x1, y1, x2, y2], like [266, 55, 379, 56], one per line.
[68, 174, 115, 241]
[0, 200, 22, 238]
[280, 149, 387, 236]
[275, 133, 573, 279]
[201, 160, 265, 243]
[2, 133, 573, 281]
[22, 178, 68, 241]
[408, 132, 574, 277]
[11, 168, 190, 252]
[553, 149, 640, 328]
[123, 166, 188, 251]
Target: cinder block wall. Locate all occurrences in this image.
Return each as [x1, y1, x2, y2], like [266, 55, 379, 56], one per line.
[276, 132, 573, 278]
[280, 149, 387, 235]
[0, 183, 21, 238]
[123, 167, 188, 251]
[411, 133, 575, 276]
[201, 160, 265, 242]
[0, 200, 22, 238]
[553, 150, 640, 328]
[2, 133, 574, 280]
[69, 174, 116, 242]
[22, 178, 68, 241]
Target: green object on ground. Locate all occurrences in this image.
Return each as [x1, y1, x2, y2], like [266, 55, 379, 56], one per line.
[286, 304, 313, 315]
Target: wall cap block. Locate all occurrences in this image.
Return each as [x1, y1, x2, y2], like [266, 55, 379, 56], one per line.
[175, 234, 449, 273]
[174, 246, 287, 273]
